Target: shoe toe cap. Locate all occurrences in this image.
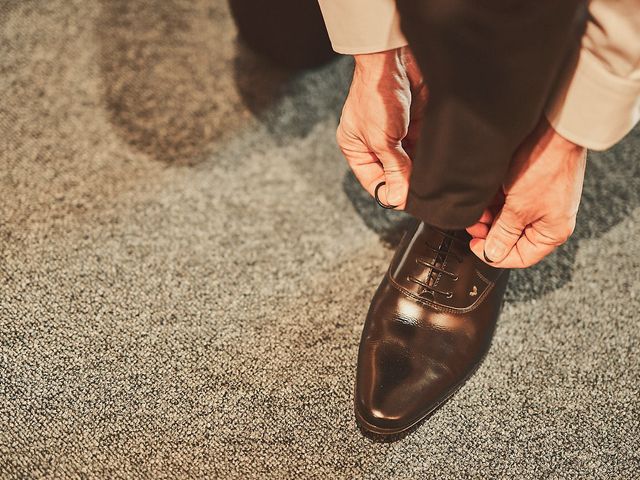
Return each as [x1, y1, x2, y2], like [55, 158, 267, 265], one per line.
[355, 340, 442, 434]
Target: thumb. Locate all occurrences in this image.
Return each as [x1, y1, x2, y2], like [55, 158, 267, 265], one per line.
[377, 146, 412, 207]
[484, 207, 525, 263]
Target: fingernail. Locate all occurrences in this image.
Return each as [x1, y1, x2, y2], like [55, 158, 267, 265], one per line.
[484, 243, 506, 263]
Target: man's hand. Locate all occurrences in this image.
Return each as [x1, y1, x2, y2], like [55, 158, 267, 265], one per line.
[467, 117, 587, 268]
[337, 46, 427, 209]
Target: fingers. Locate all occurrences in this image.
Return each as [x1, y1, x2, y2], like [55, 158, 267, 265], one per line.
[466, 221, 489, 239]
[465, 208, 493, 239]
[470, 225, 559, 269]
[337, 126, 412, 209]
[338, 142, 385, 197]
[376, 146, 412, 207]
[481, 208, 525, 263]
[470, 211, 575, 268]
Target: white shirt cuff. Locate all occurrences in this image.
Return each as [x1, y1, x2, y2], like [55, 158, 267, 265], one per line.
[317, 0, 408, 54]
[545, 48, 640, 151]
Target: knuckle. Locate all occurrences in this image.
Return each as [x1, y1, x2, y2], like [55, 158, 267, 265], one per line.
[384, 158, 411, 174]
[534, 218, 576, 246]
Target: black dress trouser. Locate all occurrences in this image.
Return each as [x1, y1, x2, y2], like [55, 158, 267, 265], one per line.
[397, 0, 587, 228]
[230, 0, 588, 229]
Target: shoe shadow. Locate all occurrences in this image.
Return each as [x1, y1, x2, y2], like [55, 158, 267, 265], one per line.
[344, 128, 640, 303]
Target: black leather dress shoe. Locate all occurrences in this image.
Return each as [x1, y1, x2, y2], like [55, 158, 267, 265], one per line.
[355, 220, 509, 435]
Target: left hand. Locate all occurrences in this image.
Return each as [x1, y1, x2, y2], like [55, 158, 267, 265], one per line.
[467, 117, 587, 268]
[336, 47, 427, 209]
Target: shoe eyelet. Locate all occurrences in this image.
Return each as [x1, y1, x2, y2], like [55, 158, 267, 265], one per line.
[452, 275, 459, 281]
[445, 292, 453, 299]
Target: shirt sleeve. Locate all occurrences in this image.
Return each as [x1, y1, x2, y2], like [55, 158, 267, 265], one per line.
[317, 0, 408, 54]
[545, 0, 640, 151]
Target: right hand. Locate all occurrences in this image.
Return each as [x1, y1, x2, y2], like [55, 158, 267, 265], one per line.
[336, 46, 427, 209]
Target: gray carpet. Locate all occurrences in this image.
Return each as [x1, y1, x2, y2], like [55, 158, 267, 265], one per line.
[1, 1, 639, 478]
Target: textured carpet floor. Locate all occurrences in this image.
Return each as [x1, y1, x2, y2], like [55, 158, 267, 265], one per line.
[1, 1, 639, 479]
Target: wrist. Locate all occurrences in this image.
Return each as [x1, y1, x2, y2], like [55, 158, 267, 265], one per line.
[536, 116, 586, 154]
[540, 116, 586, 155]
[353, 47, 405, 77]
[354, 48, 401, 65]
[552, 130, 586, 159]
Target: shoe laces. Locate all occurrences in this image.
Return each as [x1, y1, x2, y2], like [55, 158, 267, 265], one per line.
[407, 227, 464, 299]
